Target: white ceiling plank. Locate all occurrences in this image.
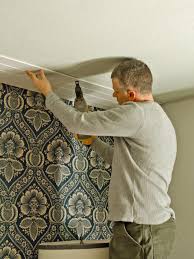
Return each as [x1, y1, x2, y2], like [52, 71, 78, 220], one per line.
[0, 55, 116, 109]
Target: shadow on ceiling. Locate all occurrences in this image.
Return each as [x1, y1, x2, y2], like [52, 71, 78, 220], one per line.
[155, 87, 194, 105]
[54, 56, 128, 78]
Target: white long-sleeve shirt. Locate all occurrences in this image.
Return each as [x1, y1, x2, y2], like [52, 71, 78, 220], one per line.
[46, 91, 177, 224]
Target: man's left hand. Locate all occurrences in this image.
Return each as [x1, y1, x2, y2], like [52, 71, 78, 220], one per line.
[26, 69, 52, 96]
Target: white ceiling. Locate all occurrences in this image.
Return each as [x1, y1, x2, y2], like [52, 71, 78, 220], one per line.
[0, 0, 194, 108]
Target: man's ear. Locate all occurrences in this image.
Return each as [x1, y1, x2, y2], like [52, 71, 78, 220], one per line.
[127, 89, 136, 101]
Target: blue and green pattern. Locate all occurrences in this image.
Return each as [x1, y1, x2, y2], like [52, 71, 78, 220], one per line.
[0, 83, 113, 259]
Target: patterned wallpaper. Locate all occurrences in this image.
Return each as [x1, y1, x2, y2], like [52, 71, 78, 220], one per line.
[0, 84, 113, 259]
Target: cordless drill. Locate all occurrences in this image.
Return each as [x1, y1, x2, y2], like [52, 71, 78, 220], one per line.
[74, 81, 93, 145]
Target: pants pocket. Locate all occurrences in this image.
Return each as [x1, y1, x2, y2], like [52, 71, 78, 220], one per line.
[109, 222, 143, 259]
[122, 222, 143, 249]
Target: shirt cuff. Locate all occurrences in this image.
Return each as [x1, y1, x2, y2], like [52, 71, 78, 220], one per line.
[45, 91, 60, 107]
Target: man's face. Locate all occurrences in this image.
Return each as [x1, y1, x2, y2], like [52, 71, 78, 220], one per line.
[112, 78, 132, 105]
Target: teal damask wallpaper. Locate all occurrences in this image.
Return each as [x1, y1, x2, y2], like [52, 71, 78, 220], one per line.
[0, 84, 113, 259]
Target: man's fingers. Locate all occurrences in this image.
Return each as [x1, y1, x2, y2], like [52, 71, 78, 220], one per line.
[34, 69, 46, 80]
[26, 70, 46, 81]
[40, 69, 46, 79]
[26, 70, 38, 81]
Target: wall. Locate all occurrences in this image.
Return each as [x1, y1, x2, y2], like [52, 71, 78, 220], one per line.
[163, 98, 194, 259]
[0, 84, 113, 259]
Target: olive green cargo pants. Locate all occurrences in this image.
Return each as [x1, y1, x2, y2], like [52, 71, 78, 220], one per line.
[109, 217, 176, 259]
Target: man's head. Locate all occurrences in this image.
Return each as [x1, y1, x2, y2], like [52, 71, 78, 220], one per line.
[111, 58, 153, 104]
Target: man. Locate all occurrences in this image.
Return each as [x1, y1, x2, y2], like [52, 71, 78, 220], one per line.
[26, 58, 177, 259]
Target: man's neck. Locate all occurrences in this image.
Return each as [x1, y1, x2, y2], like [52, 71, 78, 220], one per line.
[135, 94, 154, 102]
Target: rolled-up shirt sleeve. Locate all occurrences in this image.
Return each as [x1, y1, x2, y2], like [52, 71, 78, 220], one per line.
[45, 91, 144, 137]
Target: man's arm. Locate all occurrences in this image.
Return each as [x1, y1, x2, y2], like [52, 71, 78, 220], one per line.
[26, 70, 144, 137]
[45, 91, 143, 137]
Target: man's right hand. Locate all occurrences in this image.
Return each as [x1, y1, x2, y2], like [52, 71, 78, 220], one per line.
[90, 136, 97, 144]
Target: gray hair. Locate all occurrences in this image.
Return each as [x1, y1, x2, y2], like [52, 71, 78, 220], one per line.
[111, 58, 153, 94]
